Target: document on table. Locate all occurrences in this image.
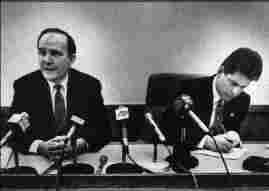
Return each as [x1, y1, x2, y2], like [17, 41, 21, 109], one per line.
[192, 147, 248, 160]
[1, 146, 14, 168]
[19, 154, 54, 175]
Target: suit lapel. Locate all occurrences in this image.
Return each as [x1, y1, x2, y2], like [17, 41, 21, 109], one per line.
[37, 71, 54, 124]
[196, 76, 214, 126]
[66, 69, 74, 119]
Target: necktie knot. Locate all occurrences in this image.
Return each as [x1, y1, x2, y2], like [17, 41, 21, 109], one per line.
[54, 84, 62, 92]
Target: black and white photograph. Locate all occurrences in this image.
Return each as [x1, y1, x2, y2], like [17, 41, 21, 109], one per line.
[1, 1, 269, 191]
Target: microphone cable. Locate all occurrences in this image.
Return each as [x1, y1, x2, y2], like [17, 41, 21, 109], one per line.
[126, 153, 154, 174]
[144, 109, 198, 188]
[209, 133, 235, 191]
[163, 143, 199, 189]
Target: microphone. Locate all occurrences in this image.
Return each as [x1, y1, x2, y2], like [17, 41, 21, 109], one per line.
[145, 112, 166, 142]
[66, 115, 85, 140]
[175, 95, 210, 133]
[59, 115, 94, 175]
[96, 155, 108, 175]
[65, 115, 85, 164]
[1, 112, 29, 147]
[175, 95, 233, 188]
[144, 111, 170, 172]
[1, 112, 37, 175]
[115, 106, 130, 149]
[106, 106, 144, 174]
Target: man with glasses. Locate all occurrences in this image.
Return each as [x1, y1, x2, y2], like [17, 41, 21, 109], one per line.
[161, 48, 263, 153]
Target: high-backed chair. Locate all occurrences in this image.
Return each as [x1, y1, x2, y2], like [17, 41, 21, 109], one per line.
[146, 73, 207, 107]
[143, 73, 207, 142]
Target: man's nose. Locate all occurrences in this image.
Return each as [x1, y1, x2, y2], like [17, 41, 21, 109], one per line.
[43, 53, 53, 63]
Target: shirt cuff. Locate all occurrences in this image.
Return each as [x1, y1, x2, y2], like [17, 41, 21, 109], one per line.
[29, 140, 44, 153]
[197, 135, 211, 149]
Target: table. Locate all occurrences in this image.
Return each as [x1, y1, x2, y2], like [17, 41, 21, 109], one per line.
[1, 142, 269, 189]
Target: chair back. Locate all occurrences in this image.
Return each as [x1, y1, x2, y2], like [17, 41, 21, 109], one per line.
[146, 73, 207, 107]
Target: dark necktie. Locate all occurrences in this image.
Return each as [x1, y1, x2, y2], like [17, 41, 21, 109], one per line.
[210, 99, 225, 135]
[54, 84, 66, 132]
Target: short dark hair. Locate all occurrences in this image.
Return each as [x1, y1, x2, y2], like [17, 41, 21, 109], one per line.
[220, 47, 263, 81]
[37, 28, 76, 58]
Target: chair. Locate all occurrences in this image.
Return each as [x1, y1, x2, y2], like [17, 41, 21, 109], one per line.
[146, 73, 207, 107]
[142, 73, 207, 142]
[144, 73, 207, 171]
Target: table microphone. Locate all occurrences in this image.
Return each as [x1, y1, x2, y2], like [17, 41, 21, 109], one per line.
[96, 155, 108, 175]
[175, 95, 234, 188]
[106, 106, 144, 174]
[1, 112, 29, 147]
[174, 95, 210, 133]
[145, 112, 166, 142]
[144, 111, 170, 172]
[60, 115, 94, 174]
[1, 112, 37, 175]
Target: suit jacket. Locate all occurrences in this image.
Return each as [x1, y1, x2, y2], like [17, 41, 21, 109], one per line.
[10, 68, 111, 153]
[161, 75, 250, 148]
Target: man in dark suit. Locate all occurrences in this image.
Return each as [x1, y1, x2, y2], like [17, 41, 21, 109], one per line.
[161, 48, 263, 153]
[10, 28, 111, 159]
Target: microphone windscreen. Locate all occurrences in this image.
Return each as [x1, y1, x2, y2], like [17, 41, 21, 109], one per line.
[115, 106, 129, 120]
[242, 156, 269, 172]
[173, 97, 185, 113]
[71, 115, 85, 126]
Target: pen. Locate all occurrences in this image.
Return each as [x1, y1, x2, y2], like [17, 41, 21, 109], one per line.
[224, 137, 234, 144]
[225, 137, 243, 148]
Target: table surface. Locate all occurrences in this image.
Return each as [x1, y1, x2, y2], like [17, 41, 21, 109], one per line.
[1, 141, 269, 188]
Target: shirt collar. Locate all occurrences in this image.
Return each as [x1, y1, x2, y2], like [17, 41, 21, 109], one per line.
[46, 73, 69, 93]
[212, 75, 221, 104]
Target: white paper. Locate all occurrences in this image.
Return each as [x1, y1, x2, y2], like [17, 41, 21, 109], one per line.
[192, 147, 248, 160]
[1, 146, 14, 168]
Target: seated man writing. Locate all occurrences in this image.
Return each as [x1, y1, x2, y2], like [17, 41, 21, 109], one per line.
[161, 47, 263, 153]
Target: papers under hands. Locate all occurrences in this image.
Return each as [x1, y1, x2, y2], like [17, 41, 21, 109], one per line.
[1, 146, 14, 169]
[192, 147, 248, 160]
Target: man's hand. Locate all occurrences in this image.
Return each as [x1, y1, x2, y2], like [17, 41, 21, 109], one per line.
[37, 136, 88, 160]
[37, 136, 66, 160]
[204, 134, 234, 153]
[225, 131, 242, 147]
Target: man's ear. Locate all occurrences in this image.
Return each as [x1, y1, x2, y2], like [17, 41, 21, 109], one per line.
[69, 54, 76, 65]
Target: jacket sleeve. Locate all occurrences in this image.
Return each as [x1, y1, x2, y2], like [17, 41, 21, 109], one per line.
[9, 80, 34, 153]
[77, 80, 111, 152]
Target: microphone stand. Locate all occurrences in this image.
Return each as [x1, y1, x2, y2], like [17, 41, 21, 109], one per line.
[106, 120, 144, 174]
[152, 135, 158, 163]
[60, 136, 94, 174]
[185, 107, 234, 190]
